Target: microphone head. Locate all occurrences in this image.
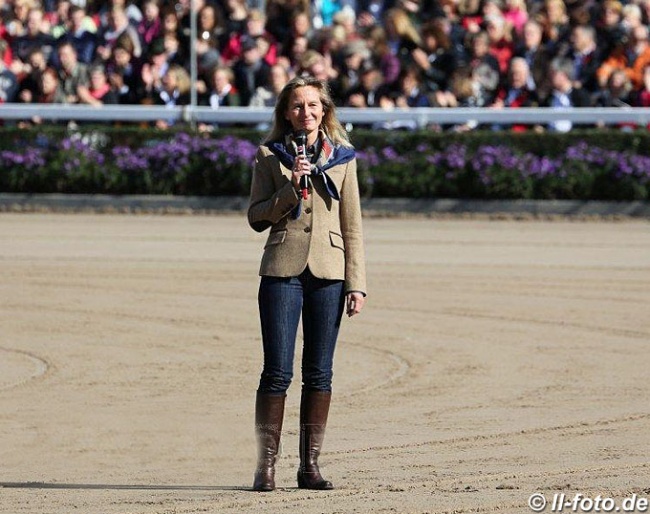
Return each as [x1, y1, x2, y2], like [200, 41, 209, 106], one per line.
[294, 130, 307, 146]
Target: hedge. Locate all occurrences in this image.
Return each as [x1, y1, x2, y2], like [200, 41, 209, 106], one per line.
[0, 127, 649, 201]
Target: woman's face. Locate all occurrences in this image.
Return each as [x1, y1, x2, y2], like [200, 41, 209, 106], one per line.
[285, 86, 324, 138]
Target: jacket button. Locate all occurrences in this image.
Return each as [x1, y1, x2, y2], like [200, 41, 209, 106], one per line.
[305, 207, 312, 214]
[304, 226, 311, 233]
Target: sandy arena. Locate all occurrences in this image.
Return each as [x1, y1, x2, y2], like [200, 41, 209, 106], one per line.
[1, 212, 649, 514]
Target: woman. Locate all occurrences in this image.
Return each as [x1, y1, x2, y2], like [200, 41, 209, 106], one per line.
[248, 76, 367, 492]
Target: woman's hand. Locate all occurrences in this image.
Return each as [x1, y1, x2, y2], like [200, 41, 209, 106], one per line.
[292, 155, 311, 190]
[346, 292, 365, 317]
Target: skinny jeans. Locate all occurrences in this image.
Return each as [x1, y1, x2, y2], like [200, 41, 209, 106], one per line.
[257, 267, 345, 394]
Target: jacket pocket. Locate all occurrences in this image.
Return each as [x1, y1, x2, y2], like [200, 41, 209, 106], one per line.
[265, 229, 287, 248]
[329, 231, 345, 252]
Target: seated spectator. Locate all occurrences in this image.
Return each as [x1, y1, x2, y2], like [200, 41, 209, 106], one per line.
[137, 0, 162, 54]
[160, 5, 181, 39]
[411, 19, 457, 100]
[632, 63, 650, 108]
[55, 5, 97, 65]
[544, 57, 592, 133]
[383, 7, 421, 71]
[48, 0, 72, 40]
[56, 40, 89, 104]
[17, 47, 47, 104]
[365, 25, 401, 85]
[514, 19, 552, 104]
[232, 35, 271, 106]
[356, 0, 396, 29]
[249, 63, 289, 108]
[138, 38, 169, 103]
[202, 65, 240, 108]
[621, 3, 644, 32]
[561, 25, 605, 98]
[198, 65, 241, 132]
[11, 7, 56, 65]
[221, 9, 278, 66]
[222, 0, 249, 37]
[24, 67, 66, 125]
[105, 34, 141, 104]
[626, 25, 650, 90]
[538, 0, 571, 57]
[344, 58, 391, 109]
[0, 40, 18, 103]
[466, 30, 501, 106]
[593, 68, 633, 107]
[502, 0, 528, 37]
[196, 3, 227, 49]
[77, 64, 119, 105]
[595, 0, 626, 58]
[96, 5, 142, 63]
[492, 57, 540, 131]
[154, 64, 190, 129]
[485, 14, 514, 76]
[97, 0, 142, 28]
[331, 39, 371, 104]
[5, 0, 36, 39]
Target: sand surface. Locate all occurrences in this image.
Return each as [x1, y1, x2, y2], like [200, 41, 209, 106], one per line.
[1, 213, 649, 514]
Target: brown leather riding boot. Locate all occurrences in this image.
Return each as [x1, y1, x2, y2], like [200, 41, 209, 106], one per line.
[252, 392, 286, 492]
[297, 390, 334, 490]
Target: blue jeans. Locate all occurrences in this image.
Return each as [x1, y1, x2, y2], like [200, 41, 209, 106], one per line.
[257, 268, 345, 394]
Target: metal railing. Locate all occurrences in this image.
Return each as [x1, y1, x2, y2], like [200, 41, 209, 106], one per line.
[2, 104, 650, 127]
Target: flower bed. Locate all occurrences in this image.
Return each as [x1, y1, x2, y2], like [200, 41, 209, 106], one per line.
[0, 129, 648, 201]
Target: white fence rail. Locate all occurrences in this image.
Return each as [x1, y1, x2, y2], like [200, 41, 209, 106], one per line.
[2, 104, 650, 127]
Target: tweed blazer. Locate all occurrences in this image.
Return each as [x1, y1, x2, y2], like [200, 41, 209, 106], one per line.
[248, 143, 367, 295]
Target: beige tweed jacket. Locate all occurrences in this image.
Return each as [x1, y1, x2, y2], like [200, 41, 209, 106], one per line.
[248, 144, 367, 295]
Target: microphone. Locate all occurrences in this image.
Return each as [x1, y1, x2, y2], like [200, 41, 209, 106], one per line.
[294, 130, 309, 200]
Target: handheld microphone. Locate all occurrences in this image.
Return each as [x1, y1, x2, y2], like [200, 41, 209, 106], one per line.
[294, 130, 309, 200]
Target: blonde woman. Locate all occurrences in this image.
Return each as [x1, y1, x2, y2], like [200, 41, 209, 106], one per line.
[248, 76, 366, 492]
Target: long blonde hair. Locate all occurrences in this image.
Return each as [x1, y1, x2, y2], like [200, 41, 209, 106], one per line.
[264, 76, 352, 148]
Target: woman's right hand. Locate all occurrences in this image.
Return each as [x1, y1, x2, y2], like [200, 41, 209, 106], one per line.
[292, 155, 311, 190]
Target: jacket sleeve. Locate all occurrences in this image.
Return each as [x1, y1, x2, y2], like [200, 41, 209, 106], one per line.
[339, 158, 367, 295]
[247, 146, 301, 232]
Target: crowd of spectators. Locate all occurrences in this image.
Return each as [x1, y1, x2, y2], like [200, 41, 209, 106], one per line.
[2, 0, 650, 131]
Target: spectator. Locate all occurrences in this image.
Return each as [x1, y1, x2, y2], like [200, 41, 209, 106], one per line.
[197, 65, 240, 131]
[201, 66, 241, 109]
[466, 30, 501, 106]
[331, 39, 371, 103]
[595, 0, 626, 58]
[357, 0, 398, 29]
[96, 0, 142, 28]
[514, 19, 553, 104]
[265, 0, 310, 43]
[232, 35, 271, 106]
[77, 63, 119, 105]
[594, 67, 633, 107]
[562, 25, 604, 97]
[154, 63, 190, 129]
[538, 0, 571, 57]
[625, 25, 650, 90]
[5, 0, 36, 39]
[221, 9, 278, 66]
[96, 6, 142, 63]
[0, 39, 18, 103]
[382, 7, 421, 71]
[502, 0, 528, 37]
[249, 63, 288, 108]
[34, 66, 64, 108]
[160, 5, 180, 39]
[365, 25, 401, 85]
[492, 56, 540, 131]
[393, 65, 430, 108]
[222, 0, 249, 37]
[11, 7, 56, 65]
[193, 32, 220, 93]
[196, 3, 226, 48]
[485, 14, 514, 76]
[544, 57, 592, 133]
[55, 5, 97, 64]
[344, 57, 391, 108]
[410, 20, 457, 100]
[138, 38, 168, 103]
[105, 34, 141, 104]
[137, 0, 162, 53]
[49, 0, 72, 39]
[632, 62, 650, 108]
[17, 47, 47, 103]
[56, 40, 89, 103]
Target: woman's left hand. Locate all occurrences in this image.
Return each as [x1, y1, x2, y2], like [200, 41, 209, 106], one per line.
[346, 292, 366, 317]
